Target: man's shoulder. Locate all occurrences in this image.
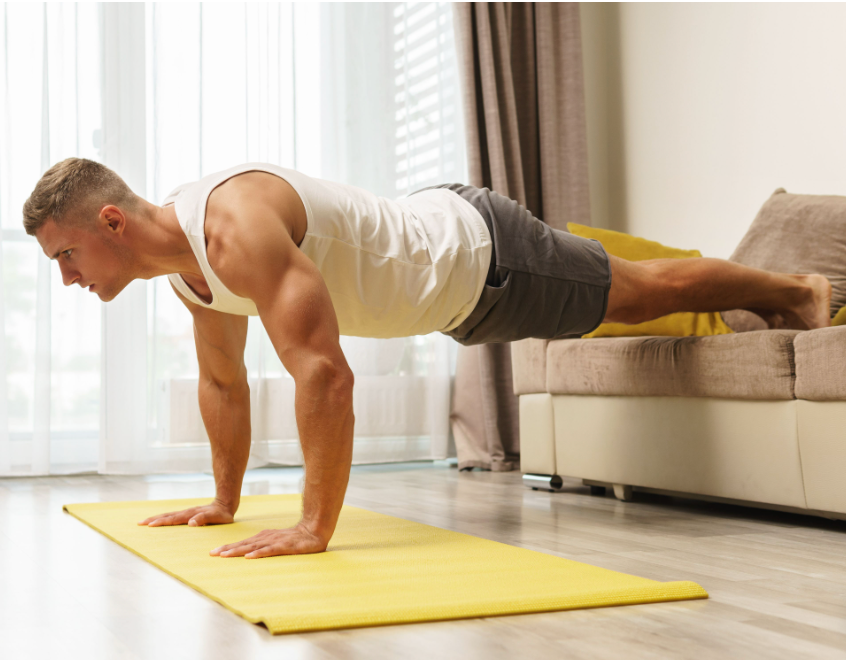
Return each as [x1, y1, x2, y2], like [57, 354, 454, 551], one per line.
[203, 173, 303, 301]
[207, 171, 277, 217]
[206, 171, 302, 236]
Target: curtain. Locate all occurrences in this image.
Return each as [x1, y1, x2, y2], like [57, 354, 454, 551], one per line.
[450, 2, 591, 471]
[0, 4, 102, 475]
[0, 2, 466, 476]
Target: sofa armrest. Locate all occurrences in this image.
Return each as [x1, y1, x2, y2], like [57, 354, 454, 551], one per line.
[794, 326, 846, 400]
[511, 338, 551, 395]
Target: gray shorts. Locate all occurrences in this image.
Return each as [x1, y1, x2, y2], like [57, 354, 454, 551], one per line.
[412, 184, 612, 345]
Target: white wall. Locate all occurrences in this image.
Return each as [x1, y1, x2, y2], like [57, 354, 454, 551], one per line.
[580, 2, 846, 258]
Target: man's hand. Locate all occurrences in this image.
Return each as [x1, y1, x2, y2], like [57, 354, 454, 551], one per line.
[210, 522, 327, 559]
[137, 500, 235, 527]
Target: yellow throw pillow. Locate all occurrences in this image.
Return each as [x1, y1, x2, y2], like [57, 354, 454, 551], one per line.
[567, 223, 734, 338]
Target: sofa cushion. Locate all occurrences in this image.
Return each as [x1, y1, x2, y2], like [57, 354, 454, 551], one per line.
[546, 330, 800, 400]
[729, 188, 846, 318]
[794, 326, 846, 400]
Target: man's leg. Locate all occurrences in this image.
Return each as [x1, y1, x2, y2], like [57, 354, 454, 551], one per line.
[604, 255, 832, 330]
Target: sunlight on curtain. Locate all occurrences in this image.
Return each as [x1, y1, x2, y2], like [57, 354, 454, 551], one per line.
[0, 2, 466, 476]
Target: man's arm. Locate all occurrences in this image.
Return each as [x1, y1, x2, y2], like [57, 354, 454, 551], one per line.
[138, 283, 250, 527]
[207, 194, 355, 558]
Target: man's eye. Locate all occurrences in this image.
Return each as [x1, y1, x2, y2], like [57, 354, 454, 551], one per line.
[64, 249, 72, 258]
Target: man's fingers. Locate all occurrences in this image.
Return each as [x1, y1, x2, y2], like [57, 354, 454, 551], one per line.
[218, 542, 260, 558]
[188, 513, 218, 526]
[211, 532, 274, 556]
[138, 508, 198, 526]
[138, 511, 178, 525]
[211, 540, 251, 555]
[152, 512, 201, 526]
[209, 527, 324, 559]
[189, 511, 232, 527]
[210, 531, 270, 555]
[210, 542, 235, 555]
[148, 516, 178, 527]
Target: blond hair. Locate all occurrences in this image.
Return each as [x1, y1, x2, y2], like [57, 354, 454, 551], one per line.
[22, 157, 138, 236]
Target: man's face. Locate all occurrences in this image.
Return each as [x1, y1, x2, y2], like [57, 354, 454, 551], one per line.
[36, 213, 135, 303]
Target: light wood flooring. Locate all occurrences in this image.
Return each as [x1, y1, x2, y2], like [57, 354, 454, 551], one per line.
[1, 462, 845, 659]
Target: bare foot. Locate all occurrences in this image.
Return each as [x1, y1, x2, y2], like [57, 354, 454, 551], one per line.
[781, 274, 832, 330]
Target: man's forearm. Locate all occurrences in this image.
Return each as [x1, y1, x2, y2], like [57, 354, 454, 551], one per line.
[295, 367, 355, 543]
[198, 378, 252, 513]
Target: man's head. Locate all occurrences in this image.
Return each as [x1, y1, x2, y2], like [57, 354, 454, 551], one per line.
[24, 158, 142, 302]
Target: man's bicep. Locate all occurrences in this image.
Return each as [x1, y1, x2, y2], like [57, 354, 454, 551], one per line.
[208, 200, 350, 381]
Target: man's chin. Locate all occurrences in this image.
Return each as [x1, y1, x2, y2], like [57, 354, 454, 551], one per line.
[101, 279, 135, 302]
[95, 286, 116, 302]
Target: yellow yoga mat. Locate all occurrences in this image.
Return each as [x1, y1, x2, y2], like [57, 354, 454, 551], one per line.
[64, 494, 708, 634]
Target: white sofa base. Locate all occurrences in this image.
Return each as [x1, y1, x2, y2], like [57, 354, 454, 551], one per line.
[519, 393, 846, 520]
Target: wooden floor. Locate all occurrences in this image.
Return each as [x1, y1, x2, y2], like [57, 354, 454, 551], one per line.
[1, 462, 845, 659]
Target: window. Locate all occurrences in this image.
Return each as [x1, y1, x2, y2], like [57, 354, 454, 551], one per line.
[392, 2, 465, 195]
[0, 2, 465, 475]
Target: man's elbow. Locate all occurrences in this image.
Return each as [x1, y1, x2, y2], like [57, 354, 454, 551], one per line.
[309, 359, 354, 405]
[330, 366, 354, 406]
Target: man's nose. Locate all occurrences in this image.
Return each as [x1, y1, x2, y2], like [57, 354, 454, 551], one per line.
[60, 266, 79, 287]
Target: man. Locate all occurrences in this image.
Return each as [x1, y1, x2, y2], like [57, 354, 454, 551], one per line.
[25, 158, 831, 559]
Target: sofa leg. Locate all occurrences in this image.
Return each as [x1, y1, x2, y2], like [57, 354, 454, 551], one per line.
[613, 484, 634, 501]
[522, 474, 563, 492]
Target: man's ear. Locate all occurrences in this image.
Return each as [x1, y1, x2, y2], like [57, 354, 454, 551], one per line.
[100, 205, 127, 235]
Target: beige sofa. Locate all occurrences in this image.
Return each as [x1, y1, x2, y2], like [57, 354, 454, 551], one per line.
[513, 188, 846, 521]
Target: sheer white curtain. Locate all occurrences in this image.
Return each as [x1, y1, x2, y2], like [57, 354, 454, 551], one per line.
[0, 4, 102, 475]
[0, 2, 466, 476]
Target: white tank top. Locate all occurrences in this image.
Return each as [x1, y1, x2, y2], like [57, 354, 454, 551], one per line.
[163, 163, 492, 338]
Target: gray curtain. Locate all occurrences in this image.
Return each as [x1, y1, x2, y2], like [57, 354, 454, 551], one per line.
[450, 2, 592, 471]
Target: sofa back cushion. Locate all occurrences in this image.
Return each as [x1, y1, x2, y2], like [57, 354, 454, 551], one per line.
[730, 188, 846, 317]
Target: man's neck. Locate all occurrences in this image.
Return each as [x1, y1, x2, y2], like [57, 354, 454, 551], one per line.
[130, 201, 203, 281]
